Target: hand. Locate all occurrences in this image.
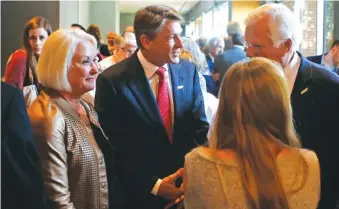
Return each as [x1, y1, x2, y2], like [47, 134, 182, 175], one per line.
[212, 72, 220, 81]
[164, 195, 185, 209]
[157, 168, 184, 202]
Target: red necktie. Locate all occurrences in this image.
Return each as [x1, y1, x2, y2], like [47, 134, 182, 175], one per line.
[156, 67, 173, 143]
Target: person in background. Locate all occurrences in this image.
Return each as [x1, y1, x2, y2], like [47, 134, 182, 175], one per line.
[180, 37, 218, 124]
[2, 82, 54, 209]
[223, 37, 233, 51]
[244, 4, 339, 209]
[112, 35, 127, 61]
[71, 23, 86, 32]
[4, 16, 52, 106]
[123, 32, 138, 57]
[28, 28, 119, 209]
[205, 37, 224, 96]
[223, 21, 242, 53]
[87, 24, 110, 56]
[227, 21, 241, 37]
[124, 25, 134, 33]
[213, 32, 247, 89]
[83, 34, 137, 106]
[196, 37, 208, 55]
[307, 40, 339, 75]
[107, 32, 118, 54]
[184, 57, 320, 209]
[91, 33, 107, 61]
[95, 5, 209, 209]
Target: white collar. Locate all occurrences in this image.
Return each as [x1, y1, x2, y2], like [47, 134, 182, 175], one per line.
[284, 51, 300, 72]
[233, 45, 245, 50]
[321, 53, 335, 70]
[208, 53, 214, 62]
[137, 50, 168, 79]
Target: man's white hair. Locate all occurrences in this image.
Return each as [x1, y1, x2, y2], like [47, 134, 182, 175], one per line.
[37, 28, 97, 92]
[245, 3, 301, 51]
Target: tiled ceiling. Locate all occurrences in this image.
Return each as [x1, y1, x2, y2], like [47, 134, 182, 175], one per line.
[119, 0, 200, 14]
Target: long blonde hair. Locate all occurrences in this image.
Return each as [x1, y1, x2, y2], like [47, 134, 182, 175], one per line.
[212, 57, 305, 209]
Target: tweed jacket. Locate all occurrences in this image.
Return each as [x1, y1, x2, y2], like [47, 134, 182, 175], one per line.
[28, 90, 111, 209]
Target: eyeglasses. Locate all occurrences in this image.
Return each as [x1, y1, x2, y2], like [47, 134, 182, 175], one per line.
[242, 41, 265, 54]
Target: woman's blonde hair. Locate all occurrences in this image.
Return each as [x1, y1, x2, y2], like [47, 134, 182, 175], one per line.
[211, 57, 306, 209]
[37, 28, 96, 92]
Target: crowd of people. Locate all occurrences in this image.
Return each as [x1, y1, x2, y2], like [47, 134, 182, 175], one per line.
[2, 3, 339, 209]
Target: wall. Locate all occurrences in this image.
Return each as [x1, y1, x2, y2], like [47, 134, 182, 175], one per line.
[186, 1, 221, 22]
[231, 1, 260, 32]
[78, 1, 90, 28]
[1, 1, 60, 75]
[59, 1, 79, 28]
[90, 1, 120, 42]
[120, 13, 135, 34]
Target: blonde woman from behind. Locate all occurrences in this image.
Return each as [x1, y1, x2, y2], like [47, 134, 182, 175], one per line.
[184, 57, 320, 209]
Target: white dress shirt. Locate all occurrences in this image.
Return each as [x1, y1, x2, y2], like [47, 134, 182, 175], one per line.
[321, 53, 335, 70]
[137, 50, 175, 195]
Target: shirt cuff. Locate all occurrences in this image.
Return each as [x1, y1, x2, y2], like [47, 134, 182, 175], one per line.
[150, 179, 162, 196]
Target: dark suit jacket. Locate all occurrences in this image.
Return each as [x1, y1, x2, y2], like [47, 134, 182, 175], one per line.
[307, 54, 323, 65]
[204, 54, 218, 96]
[307, 53, 339, 76]
[1, 82, 53, 209]
[291, 53, 339, 209]
[214, 46, 247, 83]
[95, 52, 209, 209]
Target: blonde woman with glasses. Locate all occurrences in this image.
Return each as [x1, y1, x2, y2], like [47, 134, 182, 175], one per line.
[183, 58, 320, 209]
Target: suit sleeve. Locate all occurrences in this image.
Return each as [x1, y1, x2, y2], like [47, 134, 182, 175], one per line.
[213, 54, 222, 74]
[192, 66, 210, 145]
[95, 74, 159, 196]
[2, 84, 50, 209]
[316, 77, 339, 209]
[29, 99, 75, 209]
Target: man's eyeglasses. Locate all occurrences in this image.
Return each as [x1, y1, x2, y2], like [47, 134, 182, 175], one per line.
[242, 41, 265, 54]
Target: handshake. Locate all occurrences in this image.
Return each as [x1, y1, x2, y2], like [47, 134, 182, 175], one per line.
[158, 168, 185, 209]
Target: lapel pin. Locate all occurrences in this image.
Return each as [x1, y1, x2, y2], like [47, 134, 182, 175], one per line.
[301, 88, 308, 95]
[177, 85, 184, 89]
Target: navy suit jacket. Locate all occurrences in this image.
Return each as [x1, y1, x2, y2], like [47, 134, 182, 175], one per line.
[307, 53, 339, 76]
[1, 82, 53, 209]
[95, 52, 209, 209]
[307, 54, 323, 65]
[214, 46, 247, 83]
[292, 53, 339, 209]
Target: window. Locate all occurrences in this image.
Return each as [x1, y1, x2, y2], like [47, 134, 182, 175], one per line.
[323, 0, 334, 51]
[213, 2, 229, 37]
[201, 10, 213, 38]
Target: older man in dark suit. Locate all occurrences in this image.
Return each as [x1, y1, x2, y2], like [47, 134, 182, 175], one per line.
[1, 82, 53, 209]
[244, 4, 339, 209]
[95, 5, 209, 209]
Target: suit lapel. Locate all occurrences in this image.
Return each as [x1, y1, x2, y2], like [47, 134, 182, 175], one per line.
[291, 52, 314, 132]
[127, 54, 163, 124]
[291, 52, 313, 102]
[168, 63, 184, 125]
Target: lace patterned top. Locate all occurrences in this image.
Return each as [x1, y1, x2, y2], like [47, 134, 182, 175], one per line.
[184, 147, 320, 209]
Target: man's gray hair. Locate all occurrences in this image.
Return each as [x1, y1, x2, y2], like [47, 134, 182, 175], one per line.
[245, 3, 301, 51]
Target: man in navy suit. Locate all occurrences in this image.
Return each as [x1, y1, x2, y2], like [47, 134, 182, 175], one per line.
[213, 32, 247, 90]
[95, 5, 209, 209]
[1, 82, 53, 209]
[244, 4, 339, 209]
[307, 40, 339, 75]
